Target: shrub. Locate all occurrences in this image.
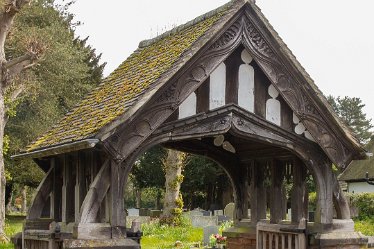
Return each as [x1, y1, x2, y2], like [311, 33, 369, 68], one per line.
[346, 193, 374, 219]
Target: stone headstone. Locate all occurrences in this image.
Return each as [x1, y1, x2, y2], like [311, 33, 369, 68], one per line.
[217, 215, 230, 224]
[214, 210, 223, 216]
[139, 208, 150, 216]
[150, 210, 162, 218]
[191, 215, 218, 228]
[128, 208, 139, 217]
[203, 225, 219, 245]
[287, 208, 292, 220]
[190, 210, 203, 217]
[126, 216, 151, 228]
[201, 210, 211, 216]
[224, 203, 235, 219]
[130, 220, 141, 233]
[248, 209, 251, 217]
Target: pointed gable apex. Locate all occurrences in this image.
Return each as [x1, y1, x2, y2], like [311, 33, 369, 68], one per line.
[19, 0, 365, 169]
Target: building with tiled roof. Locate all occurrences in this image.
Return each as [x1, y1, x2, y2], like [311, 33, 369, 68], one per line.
[13, 1, 370, 249]
[340, 139, 374, 193]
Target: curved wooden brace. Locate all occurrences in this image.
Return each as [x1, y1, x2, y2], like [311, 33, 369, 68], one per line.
[78, 159, 110, 223]
[332, 173, 350, 219]
[27, 165, 54, 219]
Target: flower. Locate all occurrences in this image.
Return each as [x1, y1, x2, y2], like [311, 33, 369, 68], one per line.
[210, 233, 227, 246]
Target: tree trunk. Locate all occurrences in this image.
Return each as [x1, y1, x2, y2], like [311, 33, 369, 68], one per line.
[0, 90, 7, 241]
[135, 188, 141, 209]
[22, 185, 27, 214]
[0, 0, 36, 240]
[162, 150, 185, 223]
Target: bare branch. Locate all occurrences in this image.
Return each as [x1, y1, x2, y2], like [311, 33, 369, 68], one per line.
[5, 53, 35, 69]
[3, 0, 31, 15]
[3, 53, 36, 86]
[7, 82, 24, 102]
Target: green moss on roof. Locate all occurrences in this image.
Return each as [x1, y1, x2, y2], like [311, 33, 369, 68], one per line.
[27, 5, 230, 152]
[340, 140, 374, 181]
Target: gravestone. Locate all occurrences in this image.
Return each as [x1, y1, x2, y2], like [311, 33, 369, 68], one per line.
[203, 225, 219, 246]
[224, 203, 235, 219]
[214, 210, 223, 216]
[126, 216, 151, 228]
[191, 216, 218, 228]
[217, 215, 230, 224]
[201, 210, 211, 216]
[128, 208, 139, 216]
[190, 210, 203, 217]
[139, 208, 150, 216]
[150, 210, 162, 218]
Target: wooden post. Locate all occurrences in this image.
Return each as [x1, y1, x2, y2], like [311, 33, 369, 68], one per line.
[316, 163, 334, 226]
[75, 153, 86, 223]
[53, 157, 63, 221]
[110, 160, 125, 237]
[50, 158, 55, 219]
[291, 158, 307, 223]
[196, 78, 209, 113]
[250, 161, 267, 225]
[270, 160, 285, 224]
[234, 163, 249, 220]
[62, 155, 75, 223]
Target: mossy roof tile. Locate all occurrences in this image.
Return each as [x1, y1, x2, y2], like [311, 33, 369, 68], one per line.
[26, 1, 234, 152]
[340, 140, 374, 181]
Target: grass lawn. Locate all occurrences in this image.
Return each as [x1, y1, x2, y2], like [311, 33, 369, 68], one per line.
[141, 219, 203, 249]
[354, 217, 374, 236]
[0, 215, 24, 249]
[1, 215, 373, 249]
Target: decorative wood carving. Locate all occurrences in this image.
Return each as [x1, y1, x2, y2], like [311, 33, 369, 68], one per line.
[102, 9, 355, 169]
[241, 11, 354, 168]
[103, 18, 244, 162]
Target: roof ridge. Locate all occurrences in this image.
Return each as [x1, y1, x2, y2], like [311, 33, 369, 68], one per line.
[138, 0, 237, 48]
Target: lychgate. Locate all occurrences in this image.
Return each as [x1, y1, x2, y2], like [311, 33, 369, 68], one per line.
[13, 0, 369, 249]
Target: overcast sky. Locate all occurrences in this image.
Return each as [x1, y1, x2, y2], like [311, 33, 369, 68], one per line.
[64, 0, 374, 122]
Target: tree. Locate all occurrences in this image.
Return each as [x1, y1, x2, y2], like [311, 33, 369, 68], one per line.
[0, 0, 42, 240]
[328, 96, 373, 144]
[0, 0, 105, 238]
[161, 149, 186, 225]
[5, 0, 105, 189]
[131, 146, 166, 208]
[181, 155, 229, 209]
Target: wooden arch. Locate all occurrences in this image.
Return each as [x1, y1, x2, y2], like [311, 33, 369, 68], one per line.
[78, 105, 350, 230]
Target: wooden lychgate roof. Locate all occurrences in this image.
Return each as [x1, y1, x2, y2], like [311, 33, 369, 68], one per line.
[16, 0, 366, 168]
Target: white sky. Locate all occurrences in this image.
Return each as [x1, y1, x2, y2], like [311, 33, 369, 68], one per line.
[64, 0, 374, 122]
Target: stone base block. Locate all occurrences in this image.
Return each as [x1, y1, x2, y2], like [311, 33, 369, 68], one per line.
[63, 239, 140, 249]
[310, 231, 368, 249]
[223, 226, 256, 249]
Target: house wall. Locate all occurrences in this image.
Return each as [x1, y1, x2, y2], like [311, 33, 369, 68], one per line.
[347, 181, 374, 193]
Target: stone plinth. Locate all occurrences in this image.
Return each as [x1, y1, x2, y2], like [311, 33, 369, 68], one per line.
[223, 226, 256, 249]
[63, 239, 140, 249]
[309, 232, 368, 249]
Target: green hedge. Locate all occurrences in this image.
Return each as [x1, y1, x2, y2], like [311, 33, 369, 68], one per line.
[346, 193, 374, 219]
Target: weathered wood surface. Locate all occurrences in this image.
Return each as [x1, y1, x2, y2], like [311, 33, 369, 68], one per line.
[27, 163, 54, 219]
[291, 159, 307, 223]
[79, 160, 110, 223]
